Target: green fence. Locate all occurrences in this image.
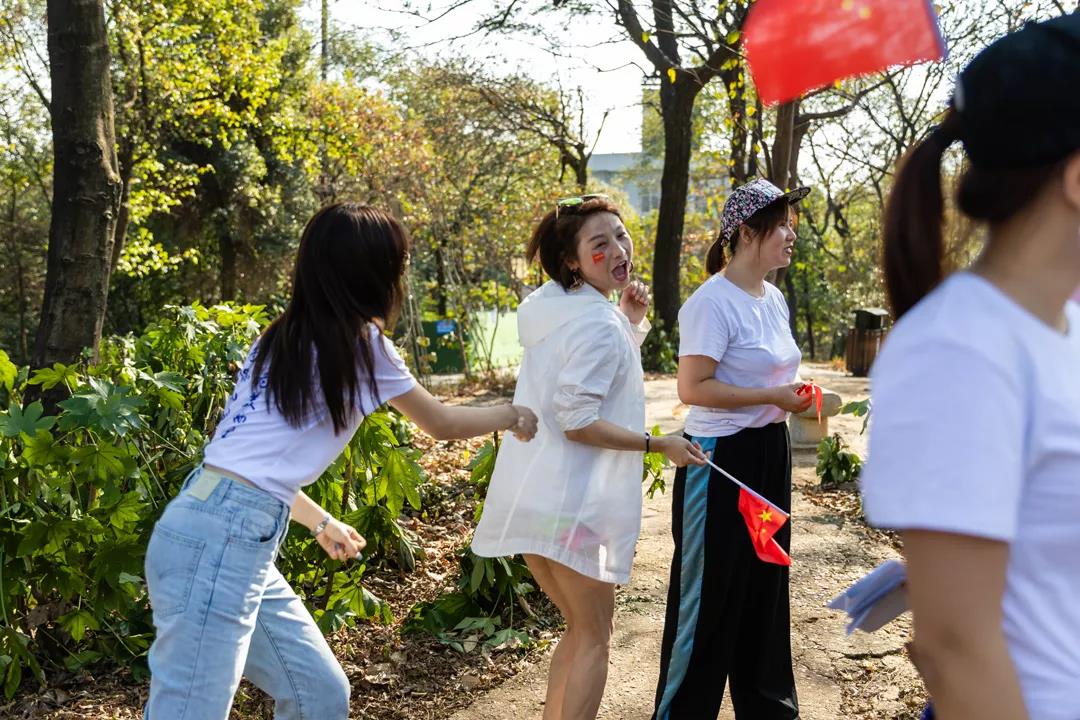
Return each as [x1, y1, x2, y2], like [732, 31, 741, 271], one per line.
[421, 310, 522, 374]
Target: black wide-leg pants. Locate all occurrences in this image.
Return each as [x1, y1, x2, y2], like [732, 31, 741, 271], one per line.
[652, 422, 799, 720]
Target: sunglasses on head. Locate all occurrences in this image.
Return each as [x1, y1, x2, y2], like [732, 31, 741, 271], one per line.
[555, 193, 608, 218]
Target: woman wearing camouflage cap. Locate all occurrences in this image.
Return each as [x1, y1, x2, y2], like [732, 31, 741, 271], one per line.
[652, 178, 811, 720]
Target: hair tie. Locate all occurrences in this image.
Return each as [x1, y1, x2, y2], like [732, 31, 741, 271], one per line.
[928, 124, 957, 152]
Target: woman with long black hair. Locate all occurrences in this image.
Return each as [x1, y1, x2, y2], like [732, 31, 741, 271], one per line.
[143, 203, 538, 719]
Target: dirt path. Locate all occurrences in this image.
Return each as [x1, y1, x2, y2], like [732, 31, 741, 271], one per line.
[448, 363, 926, 720]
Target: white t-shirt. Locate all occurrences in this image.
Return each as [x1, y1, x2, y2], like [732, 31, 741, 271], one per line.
[678, 274, 802, 437]
[202, 325, 416, 506]
[862, 273, 1080, 720]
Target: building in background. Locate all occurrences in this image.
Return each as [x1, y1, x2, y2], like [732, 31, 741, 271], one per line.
[589, 152, 727, 216]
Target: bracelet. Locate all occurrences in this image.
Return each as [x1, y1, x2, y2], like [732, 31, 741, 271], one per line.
[311, 514, 331, 537]
[645, 431, 651, 453]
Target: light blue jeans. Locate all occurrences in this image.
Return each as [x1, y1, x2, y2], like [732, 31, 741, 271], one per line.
[144, 466, 349, 719]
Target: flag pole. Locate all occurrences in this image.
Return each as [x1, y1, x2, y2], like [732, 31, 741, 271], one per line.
[703, 456, 787, 517]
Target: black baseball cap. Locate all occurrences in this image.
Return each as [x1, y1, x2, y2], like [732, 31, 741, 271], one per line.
[955, 13, 1080, 170]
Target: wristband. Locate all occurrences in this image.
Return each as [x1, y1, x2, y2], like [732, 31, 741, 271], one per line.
[311, 514, 331, 537]
[645, 431, 651, 453]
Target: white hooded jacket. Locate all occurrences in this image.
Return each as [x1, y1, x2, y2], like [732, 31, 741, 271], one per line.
[472, 280, 649, 584]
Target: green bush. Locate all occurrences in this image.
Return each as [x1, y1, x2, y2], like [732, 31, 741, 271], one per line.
[640, 319, 678, 374]
[403, 437, 538, 652]
[815, 433, 863, 489]
[0, 304, 424, 696]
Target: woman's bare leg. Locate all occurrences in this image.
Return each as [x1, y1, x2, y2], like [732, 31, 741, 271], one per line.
[525, 554, 577, 720]
[546, 561, 615, 720]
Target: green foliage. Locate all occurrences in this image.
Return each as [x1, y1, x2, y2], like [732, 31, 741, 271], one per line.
[404, 437, 537, 653]
[815, 433, 863, 489]
[0, 303, 424, 696]
[840, 398, 872, 435]
[643, 424, 670, 498]
[466, 438, 498, 523]
[641, 320, 678, 374]
[403, 547, 535, 654]
[433, 615, 532, 655]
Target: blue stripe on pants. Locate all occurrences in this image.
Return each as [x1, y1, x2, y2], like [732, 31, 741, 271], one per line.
[656, 435, 717, 720]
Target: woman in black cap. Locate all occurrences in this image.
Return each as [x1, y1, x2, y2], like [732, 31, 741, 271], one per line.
[861, 14, 1080, 720]
[652, 178, 811, 720]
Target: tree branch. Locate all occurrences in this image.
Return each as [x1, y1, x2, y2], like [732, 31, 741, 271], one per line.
[615, 0, 680, 73]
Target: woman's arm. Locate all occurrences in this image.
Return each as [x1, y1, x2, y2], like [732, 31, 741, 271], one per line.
[564, 420, 707, 467]
[903, 530, 1027, 720]
[291, 491, 366, 561]
[389, 384, 538, 442]
[677, 354, 811, 413]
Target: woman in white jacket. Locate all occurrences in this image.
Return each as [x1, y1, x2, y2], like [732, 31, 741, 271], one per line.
[473, 195, 706, 720]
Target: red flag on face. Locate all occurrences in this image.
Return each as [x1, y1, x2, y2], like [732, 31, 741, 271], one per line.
[744, 0, 946, 105]
[737, 487, 792, 566]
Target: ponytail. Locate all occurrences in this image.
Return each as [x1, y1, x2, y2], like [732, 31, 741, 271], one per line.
[705, 237, 727, 274]
[882, 111, 962, 320]
[884, 109, 1064, 319]
[709, 196, 790, 275]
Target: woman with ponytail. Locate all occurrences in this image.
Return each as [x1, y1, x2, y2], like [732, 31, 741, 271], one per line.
[861, 14, 1080, 720]
[652, 179, 810, 720]
[472, 195, 706, 720]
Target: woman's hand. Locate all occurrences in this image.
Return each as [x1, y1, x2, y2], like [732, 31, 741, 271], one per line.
[654, 436, 708, 467]
[505, 405, 539, 441]
[769, 383, 815, 413]
[619, 280, 650, 326]
[316, 518, 367, 562]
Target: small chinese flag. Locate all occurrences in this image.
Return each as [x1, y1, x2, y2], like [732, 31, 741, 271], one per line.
[797, 381, 824, 423]
[738, 487, 792, 566]
[744, 0, 946, 104]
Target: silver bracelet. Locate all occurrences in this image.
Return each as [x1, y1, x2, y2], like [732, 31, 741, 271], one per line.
[311, 514, 331, 537]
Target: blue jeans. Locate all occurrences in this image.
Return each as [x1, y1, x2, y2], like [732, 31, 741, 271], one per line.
[144, 466, 349, 719]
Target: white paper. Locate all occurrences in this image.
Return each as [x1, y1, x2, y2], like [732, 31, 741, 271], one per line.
[827, 559, 909, 635]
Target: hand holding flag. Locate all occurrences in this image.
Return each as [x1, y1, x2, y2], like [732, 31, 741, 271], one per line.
[797, 381, 824, 424]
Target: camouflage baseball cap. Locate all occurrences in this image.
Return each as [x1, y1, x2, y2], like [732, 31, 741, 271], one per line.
[720, 178, 810, 241]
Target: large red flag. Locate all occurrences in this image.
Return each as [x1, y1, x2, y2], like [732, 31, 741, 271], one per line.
[737, 487, 792, 566]
[744, 0, 946, 105]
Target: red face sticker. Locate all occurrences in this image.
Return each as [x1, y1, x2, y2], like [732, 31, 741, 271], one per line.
[591, 252, 605, 264]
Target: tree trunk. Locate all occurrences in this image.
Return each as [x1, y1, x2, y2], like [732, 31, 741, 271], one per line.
[435, 238, 449, 316]
[219, 232, 237, 301]
[320, 0, 329, 81]
[770, 101, 808, 291]
[652, 84, 695, 333]
[572, 153, 588, 192]
[34, 0, 121, 374]
[721, 64, 750, 187]
[783, 267, 799, 338]
[110, 137, 135, 273]
[8, 181, 29, 362]
[769, 100, 799, 190]
[800, 268, 816, 359]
